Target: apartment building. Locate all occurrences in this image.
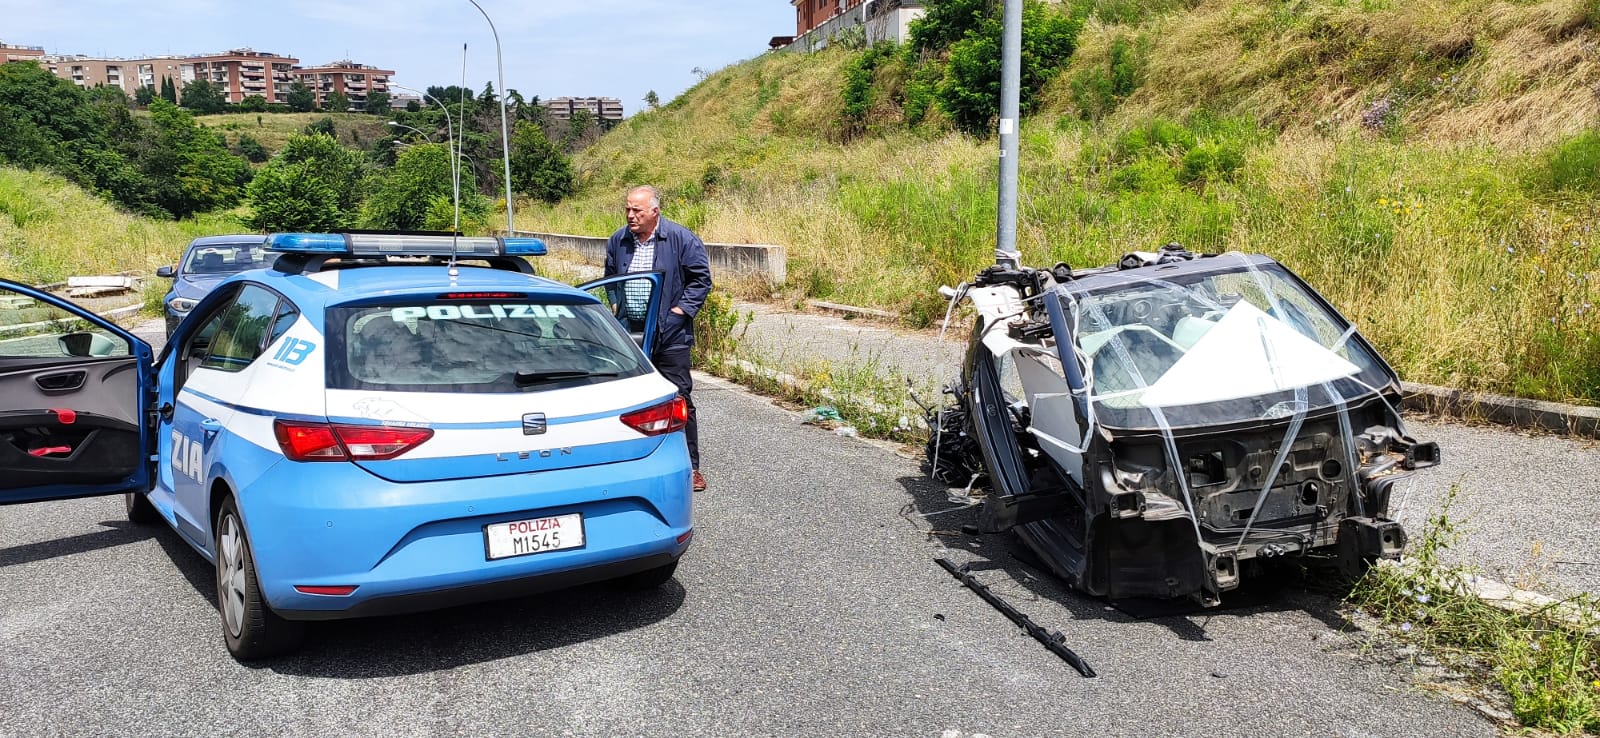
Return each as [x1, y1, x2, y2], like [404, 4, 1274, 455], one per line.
[186, 49, 300, 103]
[786, 0, 924, 51]
[542, 96, 624, 123]
[294, 61, 394, 111]
[17, 42, 396, 109]
[0, 41, 46, 64]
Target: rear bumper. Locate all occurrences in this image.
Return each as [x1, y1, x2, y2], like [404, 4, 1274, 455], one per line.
[276, 551, 681, 620]
[236, 435, 693, 618]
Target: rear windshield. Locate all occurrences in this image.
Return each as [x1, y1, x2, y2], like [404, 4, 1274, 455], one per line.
[326, 299, 650, 392]
[183, 242, 278, 275]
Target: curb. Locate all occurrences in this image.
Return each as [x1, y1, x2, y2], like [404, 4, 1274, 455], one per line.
[1400, 382, 1600, 437]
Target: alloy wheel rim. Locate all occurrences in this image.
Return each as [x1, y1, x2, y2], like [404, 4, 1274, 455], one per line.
[219, 514, 246, 638]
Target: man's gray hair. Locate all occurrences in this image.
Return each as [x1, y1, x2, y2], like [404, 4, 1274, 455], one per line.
[628, 185, 661, 210]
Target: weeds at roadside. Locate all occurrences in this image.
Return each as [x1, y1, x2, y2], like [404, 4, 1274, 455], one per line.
[691, 290, 934, 445]
[1349, 484, 1600, 734]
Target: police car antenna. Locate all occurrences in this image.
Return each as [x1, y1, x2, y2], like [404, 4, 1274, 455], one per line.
[448, 42, 468, 277]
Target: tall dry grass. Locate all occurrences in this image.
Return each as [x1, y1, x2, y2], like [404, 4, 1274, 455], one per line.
[0, 167, 247, 283]
[509, 0, 1600, 402]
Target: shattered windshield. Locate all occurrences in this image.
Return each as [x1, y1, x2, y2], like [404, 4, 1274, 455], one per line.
[1066, 255, 1394, 430]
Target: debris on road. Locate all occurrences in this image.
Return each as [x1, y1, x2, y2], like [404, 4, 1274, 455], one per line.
[64, 275, 139, 298]
[936, 557, 1096, 677]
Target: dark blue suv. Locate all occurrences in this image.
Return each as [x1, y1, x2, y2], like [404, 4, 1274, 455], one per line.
[156, 235, 278, 334]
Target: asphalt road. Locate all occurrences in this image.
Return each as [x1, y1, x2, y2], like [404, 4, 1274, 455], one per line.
[1, 363, 1495, 736]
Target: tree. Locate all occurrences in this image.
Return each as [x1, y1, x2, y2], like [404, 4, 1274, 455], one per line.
[361, 142, 464, 230]
[245, 160, 343, 231]
[277, 133, 365, 211]
[235, 133, 269, 163]
[246, 131, 367, 230]
[285, 81, 315, 113]
[236, 95, 268, 113]
[303, 117, 336, 137]
[508, 120, 574, 204]
[363, 90, 390, 115]
[563, 108, 601, 153]
[136, 100, 251, 217]
[644, 90, 660, 110]
[160, 76, 177, 104]
[936, 0, 1084, 136]
[325, 90, 350, 113]
[86, 84, 128, 107]
[134, 85, 155, 107]
[179, 79, 226, 114]
[405, 99, 421, 113]
[478, 81, 497, 106]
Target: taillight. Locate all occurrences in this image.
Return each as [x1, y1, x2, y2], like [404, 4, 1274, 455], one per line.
[274, 422, 345, 461]
[333, 425, 434, 460]
[620, 397, 688, 436]
[273, 421, 434, 462]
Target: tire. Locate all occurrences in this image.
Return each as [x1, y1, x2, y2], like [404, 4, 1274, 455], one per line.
[215, 497, 304, 660]
[124, 491, 159, 524]
[614, 559, 678, 591]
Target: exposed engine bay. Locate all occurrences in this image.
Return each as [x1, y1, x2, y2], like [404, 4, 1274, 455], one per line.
[924, 246, 1438, 606]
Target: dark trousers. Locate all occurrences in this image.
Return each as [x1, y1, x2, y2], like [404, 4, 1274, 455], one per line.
[653, 346, 699, 469]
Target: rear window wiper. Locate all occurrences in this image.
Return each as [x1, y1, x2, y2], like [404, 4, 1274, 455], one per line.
[514, 370, 619, 387]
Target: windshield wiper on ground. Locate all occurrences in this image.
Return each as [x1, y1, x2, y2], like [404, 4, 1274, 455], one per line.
[513, 370, 619, 387]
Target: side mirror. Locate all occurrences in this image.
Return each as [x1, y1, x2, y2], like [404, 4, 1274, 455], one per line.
[58, 331, 119, 357]
[156, 265, 176, 278]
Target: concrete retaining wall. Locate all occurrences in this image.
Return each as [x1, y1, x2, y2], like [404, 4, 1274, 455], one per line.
[514, 231, 787, 286]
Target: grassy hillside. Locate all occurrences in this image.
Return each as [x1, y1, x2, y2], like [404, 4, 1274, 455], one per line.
[517, 0, 1600, 404]
[197, 112, 390, 155]
[0, 166, 246, 282]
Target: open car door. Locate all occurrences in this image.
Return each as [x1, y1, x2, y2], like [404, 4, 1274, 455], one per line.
[578, 272, 664, 351]
[0, 280, 154, 505]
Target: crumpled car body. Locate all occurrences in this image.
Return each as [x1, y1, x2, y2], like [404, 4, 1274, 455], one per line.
[926, 249, 1437, 606]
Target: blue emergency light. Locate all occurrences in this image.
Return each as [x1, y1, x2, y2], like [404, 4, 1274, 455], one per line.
[266, 233, 547, 257]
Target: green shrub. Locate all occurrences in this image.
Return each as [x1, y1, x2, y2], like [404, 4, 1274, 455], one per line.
[1534, 129, 1600, 195]
[1114, 117, 1196, 161]
[1069, 35, 1143, 121]
[303, 117, 336, 137]
[937, 0, 1086, 136]
[235, 134, 269, 163]
[509, 120, 575, 203]
[842, 42, 897, 137]
[1178, 141, 1245, 188]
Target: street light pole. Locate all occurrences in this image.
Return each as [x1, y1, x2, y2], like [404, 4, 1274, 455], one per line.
[386, 120, 431, 141]
[391, 83, 460, 236]
[995, 0, 1021, 269]
[466, 0, 516, 237]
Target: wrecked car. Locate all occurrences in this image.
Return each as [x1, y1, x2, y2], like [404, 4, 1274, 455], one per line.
[924, 246, 1438, 606]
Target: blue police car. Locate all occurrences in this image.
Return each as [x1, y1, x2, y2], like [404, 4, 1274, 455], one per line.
[0, 233, 693, 659]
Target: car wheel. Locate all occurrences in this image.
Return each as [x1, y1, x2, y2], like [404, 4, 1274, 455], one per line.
[615, 559, 678, 591]
[215, 497, 304, 660]
[124, 491, 159, 524]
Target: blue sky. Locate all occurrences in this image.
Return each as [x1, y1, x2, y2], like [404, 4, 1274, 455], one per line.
[0, 1, 796, 115]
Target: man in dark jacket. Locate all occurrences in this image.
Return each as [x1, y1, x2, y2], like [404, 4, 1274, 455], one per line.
[605, 185, 713, 492]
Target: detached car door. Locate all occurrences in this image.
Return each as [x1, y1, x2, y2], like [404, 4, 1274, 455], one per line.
[0, 280, 154, 505]
[577, 272, 663, 350]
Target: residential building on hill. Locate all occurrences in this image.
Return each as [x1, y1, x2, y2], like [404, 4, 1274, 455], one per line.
[785, 0, 924, 52]
[294, 61, 394, 111]
[0, 41, 45, 64]
[186, 49, 300, 104]
[7, 41, 396, 110]
[542, 96, 624, 123]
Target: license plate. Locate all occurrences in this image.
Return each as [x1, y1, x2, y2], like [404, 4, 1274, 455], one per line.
[484, 513, 585, 560]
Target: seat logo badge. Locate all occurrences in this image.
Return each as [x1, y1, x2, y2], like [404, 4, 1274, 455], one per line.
[522, 413, 547, 435]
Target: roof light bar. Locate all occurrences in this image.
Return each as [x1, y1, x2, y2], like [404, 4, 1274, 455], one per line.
[265, 233, 547, 258]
